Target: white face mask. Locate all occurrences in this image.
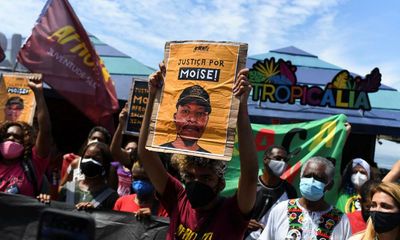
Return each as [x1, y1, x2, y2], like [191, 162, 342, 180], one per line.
[268, 160, 288, 177]
[351, 172, 368, 187]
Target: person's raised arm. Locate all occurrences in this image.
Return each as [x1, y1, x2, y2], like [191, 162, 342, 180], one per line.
[29, 75, 52, 157]
[234, 68, 259, 215]
[383, 160, 400, 182]
[138, 63, 168, 195]
[110, 104, 131, 167]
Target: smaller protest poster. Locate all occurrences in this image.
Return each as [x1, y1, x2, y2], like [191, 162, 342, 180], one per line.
[146, 40, 248, 161]
[124, 78, 149, 136]
[0, 73, 38, 124]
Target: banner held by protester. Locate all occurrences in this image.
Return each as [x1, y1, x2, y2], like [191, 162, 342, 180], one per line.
[124, 78, 149, 136]
[224, 114, 348, 204]
[0, 73, 39, 125]
[17, 0, 118, 131]
[146, 40, 248, 161]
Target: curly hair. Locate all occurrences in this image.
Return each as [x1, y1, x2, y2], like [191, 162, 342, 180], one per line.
[0, 121, 34, 162]
[171, 154, 227, 179]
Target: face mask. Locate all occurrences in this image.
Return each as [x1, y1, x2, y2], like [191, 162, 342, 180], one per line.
[132, 180, 154, 200]
[185, 181, 217, 209]
[268, 160, 288, 177]
[80, 158, 105, 178]
[0, 141, 24, 160]
[351, 172, 368, 187]
[299, 177, 326, 202]
[370, 211, 400, 233]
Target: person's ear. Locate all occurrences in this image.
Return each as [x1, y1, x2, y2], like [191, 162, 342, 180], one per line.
[325, 180, 334, 192]
[173, 113, 177, 121]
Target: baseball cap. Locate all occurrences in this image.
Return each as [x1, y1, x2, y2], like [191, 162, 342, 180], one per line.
[176, 85, 211, 113]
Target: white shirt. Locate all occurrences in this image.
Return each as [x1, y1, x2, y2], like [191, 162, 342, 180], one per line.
[247, 192, 289, 240]
[258, 199, 351, 240]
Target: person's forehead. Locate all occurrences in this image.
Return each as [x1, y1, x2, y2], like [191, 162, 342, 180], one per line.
[7, 125, 23, 134]
[304, 161, 326, 176]
[125, 141, 137, 149]
[270, 148, 287, 156]
[90, 131, 105, 139]
[178, 102, 206, 109]
[84, 145, 102, 157]
[353, 164, 367, 172]
[372, 191, 395, 205]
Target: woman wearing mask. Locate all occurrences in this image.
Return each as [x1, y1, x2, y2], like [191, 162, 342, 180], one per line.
[57, 141, 119, 210]
[357, 182, 400, 240]
[113, 162, 168, 218]
[0, 76, 52, 197]
[336, 158, 373, 213]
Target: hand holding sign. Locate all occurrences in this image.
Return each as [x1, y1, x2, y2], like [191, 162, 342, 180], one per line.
[233, 68, 251, 102]
[27, 74, 43, 92]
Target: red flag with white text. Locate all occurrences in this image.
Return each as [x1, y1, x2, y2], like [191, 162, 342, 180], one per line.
[18, 0, 118, 130]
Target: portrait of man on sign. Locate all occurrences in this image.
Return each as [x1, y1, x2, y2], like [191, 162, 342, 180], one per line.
[5, 96, 24, 121]
[161, 85, 211, 153]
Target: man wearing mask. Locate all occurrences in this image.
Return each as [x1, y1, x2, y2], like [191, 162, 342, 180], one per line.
[259, 156, 351, 240]
[138, 65, 258, 240]
[245, 145, 297, 240]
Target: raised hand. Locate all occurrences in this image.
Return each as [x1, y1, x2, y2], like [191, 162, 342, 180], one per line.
[233, 68, 251, 102]
[27, 74, 43, 91]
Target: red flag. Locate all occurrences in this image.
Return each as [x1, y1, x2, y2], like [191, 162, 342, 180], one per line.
[18, 0, 118, 131]
[0, 45, 5, 63]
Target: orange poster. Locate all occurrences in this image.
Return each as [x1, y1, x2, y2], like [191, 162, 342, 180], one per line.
[146, 41, 247, 161]
[0, 73, 38, 125]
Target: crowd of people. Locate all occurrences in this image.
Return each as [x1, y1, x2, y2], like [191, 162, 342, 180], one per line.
[0, 66, 400, 240]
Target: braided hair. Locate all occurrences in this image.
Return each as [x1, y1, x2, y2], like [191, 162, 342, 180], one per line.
[0, 121, 34, 162]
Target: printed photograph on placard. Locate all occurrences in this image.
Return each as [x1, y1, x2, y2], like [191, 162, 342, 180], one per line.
[0, 73, 37, 125]
[146, 41, 247, 161]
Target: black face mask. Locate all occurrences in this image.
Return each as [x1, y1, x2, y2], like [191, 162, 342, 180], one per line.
[185, 181, 217, 209]
[370, 211, 400, 233]
[80, 158, 105, 178]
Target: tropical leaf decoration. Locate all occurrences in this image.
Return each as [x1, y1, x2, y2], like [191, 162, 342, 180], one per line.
[327, 68, 381, 92]
[330, 70, 351, 89]
[249, 57, 297, 85]
[355, 67, 381, 92]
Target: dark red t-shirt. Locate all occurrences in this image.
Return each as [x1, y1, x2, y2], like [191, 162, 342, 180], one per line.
[159, 174, 250, 240]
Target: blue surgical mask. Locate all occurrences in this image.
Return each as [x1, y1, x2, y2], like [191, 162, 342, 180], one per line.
[299, 177, 326, 201]
[132, 180, 154, 199]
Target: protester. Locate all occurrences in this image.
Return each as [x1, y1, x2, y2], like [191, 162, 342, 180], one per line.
[259, 156, 351, 240]
[55, 141, 119, 210]
[110, 103, 138, 196]
[347, 180, 380, 236]
[138, 64, 258, 239]
[351, 182, 400, 240]
[113, 162, 168, 218]
[59, 126, 116, 190]
[336, 158, 373, 213]
[0, 76, 52, 197]
[245, 145, 297, 240]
